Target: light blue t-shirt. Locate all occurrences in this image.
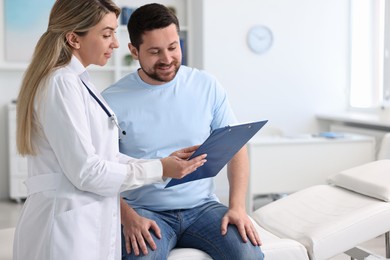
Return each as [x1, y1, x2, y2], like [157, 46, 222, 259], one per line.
[102, 66, 237, 211]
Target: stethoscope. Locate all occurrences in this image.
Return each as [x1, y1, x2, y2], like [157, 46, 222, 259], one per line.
[81, 80, 126, 137]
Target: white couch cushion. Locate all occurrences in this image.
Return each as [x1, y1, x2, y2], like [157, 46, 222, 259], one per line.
[252, 185, 390, 260]
[328, 159, 390, 201]
[253, 220, 309, 260]
[168, 248, 212, 260]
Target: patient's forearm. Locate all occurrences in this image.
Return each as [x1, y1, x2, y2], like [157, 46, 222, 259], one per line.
[227, 146, 249, 210]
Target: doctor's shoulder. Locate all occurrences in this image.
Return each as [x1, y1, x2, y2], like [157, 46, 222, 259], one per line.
[47, 69, 81, 92]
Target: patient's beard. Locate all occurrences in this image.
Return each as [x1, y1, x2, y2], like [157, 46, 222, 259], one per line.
[140, 60, 181, 83]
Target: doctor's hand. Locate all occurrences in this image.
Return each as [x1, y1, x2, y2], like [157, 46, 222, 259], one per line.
[121, 204, 161, 256]
[169, 145, 201, 160]
[161, 150, 206, 179]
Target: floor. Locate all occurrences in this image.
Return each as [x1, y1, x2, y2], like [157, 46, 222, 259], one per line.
[0, 198, 388, 260]
[0, 199, 23, 229]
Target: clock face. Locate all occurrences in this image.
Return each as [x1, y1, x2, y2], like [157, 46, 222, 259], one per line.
[247, 25, 273, 54]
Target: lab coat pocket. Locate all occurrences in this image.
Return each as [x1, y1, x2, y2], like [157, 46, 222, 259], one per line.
[51, 201, 101, 260]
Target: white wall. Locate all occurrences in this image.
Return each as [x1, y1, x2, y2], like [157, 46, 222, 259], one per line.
[197, 0, 349, 135]
[0, 0, 351, 198]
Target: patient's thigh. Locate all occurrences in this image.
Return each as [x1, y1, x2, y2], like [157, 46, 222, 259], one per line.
[178, 201, 264, 260]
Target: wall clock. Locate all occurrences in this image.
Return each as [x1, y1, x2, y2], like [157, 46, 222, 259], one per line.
[247, 25, 273, 54]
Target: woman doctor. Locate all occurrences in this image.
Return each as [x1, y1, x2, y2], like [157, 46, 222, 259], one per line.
[13, 1, 206, 259]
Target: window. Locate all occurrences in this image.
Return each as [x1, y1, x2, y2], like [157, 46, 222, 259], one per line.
[349, 0, 385, 109]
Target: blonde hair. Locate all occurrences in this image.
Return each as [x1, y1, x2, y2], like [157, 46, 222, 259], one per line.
[16, 0, 120, 155]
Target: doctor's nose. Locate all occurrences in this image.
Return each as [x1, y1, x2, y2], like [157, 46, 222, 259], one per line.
[112, 34, 119, 49]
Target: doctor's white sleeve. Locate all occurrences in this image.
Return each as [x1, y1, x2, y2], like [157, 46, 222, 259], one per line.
[120, 159, 164, 192]
[116, 152, 151, 164]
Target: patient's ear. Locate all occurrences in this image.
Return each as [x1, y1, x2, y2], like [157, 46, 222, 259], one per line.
[129, 43, 139, 60]
[66, 32, 80, 49]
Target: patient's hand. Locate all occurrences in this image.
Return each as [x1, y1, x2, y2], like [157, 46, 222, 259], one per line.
[121, 203, 161, 256]
[221, 208, 262, 246]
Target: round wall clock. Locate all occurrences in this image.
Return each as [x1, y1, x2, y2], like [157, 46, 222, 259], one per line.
[247, 25, 273, 54]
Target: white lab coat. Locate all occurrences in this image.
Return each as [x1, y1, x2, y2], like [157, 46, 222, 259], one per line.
[13, 56, 163, 260]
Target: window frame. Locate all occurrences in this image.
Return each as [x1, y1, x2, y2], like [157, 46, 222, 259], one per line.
[348, 0, 386, 111]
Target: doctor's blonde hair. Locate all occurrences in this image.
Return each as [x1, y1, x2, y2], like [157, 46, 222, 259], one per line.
[16, 0, 120, 155]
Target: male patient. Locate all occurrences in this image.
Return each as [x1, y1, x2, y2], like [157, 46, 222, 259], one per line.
[102, 3, 264, 260]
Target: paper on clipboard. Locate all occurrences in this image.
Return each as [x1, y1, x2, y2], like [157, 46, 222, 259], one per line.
[165, 120, 268, 188]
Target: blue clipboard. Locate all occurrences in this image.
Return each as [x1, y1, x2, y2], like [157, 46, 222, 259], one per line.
[165, 120, 268, 188]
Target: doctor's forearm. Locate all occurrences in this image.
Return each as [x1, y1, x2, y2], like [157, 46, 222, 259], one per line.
[120, 160, 164, 192]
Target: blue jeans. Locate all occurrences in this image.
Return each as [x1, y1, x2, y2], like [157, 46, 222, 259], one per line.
[121, 201, 264, 260]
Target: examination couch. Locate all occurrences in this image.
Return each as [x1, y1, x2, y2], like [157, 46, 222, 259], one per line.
[169, 159, 390, 260]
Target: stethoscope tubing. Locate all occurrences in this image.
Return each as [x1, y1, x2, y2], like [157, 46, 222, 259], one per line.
[81, 80, 126, 136]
